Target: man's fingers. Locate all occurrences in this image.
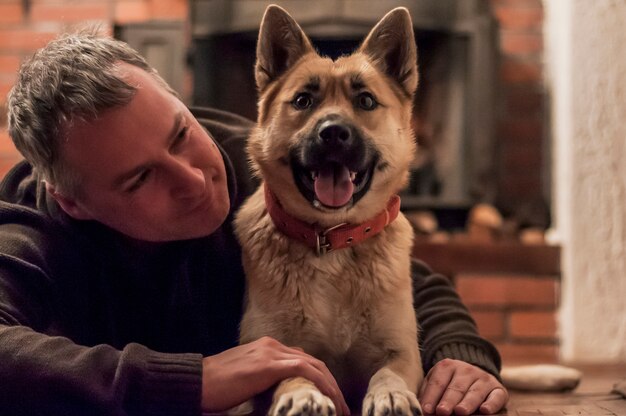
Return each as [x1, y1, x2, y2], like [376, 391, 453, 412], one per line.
[255, 338, 350, 415]
[419, 365, 454, 414]
[433, 380, 474, 416]
[450, 380, 490, 416]
[479, 387, 509, 414]
[202, 338, 350, 414]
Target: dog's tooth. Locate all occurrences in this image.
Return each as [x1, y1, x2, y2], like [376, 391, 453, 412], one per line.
[311, 171, 317, 180]
[350, 171, 357, 182]
[313, 199, 321, 208]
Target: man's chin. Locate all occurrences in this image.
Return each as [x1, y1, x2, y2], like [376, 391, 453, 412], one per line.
[180, 205, 230, 240]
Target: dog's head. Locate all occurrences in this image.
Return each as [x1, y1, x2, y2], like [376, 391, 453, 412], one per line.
[249, 5, 418, 225]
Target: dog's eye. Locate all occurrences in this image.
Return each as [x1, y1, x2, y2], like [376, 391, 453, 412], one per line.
[357, 92, 378, 111]
[292, 93, 314, 110]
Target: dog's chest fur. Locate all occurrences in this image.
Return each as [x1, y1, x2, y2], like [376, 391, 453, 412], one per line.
[234, 187, 415, 375]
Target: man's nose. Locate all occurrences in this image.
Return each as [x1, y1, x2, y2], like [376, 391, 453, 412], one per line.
[169, 158, 206, 199]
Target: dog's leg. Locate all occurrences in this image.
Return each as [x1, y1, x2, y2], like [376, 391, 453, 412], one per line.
[362, 367, 423, 416]
[269, 377, 335, 416]
[362, 292, 423, 416]
[363, 365, 422, 416]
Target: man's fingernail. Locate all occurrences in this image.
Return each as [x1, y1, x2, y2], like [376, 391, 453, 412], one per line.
[455, 405, 469, 415]
[437, 404, 451, 416]
[423, 404, 433, 414]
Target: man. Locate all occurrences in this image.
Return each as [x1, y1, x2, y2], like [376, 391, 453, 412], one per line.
[0, 32, 507, 415]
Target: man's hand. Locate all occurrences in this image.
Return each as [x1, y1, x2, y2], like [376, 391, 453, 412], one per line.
[419, 359, 508, 415]
[201, 336, 350, 415]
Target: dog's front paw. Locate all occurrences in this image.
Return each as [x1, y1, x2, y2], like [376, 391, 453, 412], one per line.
[269, 386, 335, 416]
[363, 388, 422, 416]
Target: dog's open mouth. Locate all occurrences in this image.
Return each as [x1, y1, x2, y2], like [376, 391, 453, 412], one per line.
[292, 159, 376, 209]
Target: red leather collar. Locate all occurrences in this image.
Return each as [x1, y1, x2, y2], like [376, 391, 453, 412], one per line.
[264, 185, 401, 256]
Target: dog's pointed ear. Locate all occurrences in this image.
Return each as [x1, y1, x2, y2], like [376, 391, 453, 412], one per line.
[359, 7, 418, 96]
[255, 5, 315, 92]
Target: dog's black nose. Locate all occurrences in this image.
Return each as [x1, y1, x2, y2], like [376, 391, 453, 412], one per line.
[318, 120, 353, 148]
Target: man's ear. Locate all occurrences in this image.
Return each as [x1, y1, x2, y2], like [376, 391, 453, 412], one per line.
[45, 181, 93, 220]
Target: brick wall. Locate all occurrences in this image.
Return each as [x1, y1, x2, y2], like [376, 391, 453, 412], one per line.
[458, 274, 559, 364]
[490, 0, 547, 218]
[414, 241, 561, 365]
[0, 0, 188, 178]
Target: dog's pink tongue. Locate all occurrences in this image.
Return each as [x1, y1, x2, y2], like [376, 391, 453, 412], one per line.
[314, 165, 354, 207]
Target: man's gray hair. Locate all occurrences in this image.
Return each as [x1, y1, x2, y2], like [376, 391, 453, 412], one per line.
[7, 30, 176, 197]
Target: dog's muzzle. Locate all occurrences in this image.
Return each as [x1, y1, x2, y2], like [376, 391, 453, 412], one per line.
[290, 116, 378, 210]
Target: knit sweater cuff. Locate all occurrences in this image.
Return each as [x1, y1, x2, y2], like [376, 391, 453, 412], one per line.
[429, 342, 502, 381]
[126, 344, 203, 415]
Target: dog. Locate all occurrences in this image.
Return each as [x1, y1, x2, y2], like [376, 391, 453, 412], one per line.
[234, 5, 422, 415]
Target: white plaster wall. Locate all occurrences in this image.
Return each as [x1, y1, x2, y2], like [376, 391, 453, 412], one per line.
[545, 0, 626, 363]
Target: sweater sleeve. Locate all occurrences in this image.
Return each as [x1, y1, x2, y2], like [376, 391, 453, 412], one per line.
[0, 221, 203, 415]
[0, 325, 202, 416]
[411, 259, 502, 380]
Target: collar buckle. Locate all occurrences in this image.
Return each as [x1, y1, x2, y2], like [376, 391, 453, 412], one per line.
[315, 222, 347, 256]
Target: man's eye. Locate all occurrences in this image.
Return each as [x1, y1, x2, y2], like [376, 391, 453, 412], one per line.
[173, 126, 189, 148]
[292, 93, 314, 110]
[126, 170, 151, 193]
[356, 92, 378, 111]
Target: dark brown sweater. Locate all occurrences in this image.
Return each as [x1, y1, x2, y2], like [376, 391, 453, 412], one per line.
[0, 107, 500, 415]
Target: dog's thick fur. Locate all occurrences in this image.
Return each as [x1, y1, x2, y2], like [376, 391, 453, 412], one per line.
[234, 6, 422, 415]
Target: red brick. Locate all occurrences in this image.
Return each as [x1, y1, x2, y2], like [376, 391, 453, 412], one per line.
[30, 3, 110, 23]
[510, 311, 557, 339]
[115, 0, 150, 24]
[0, 29, 58, 52]
[0, 81, 15, 106]
[500, 59, 542, 83]
[0, 156, 22, 180]
[0, 127, 21, 160]
[0, 129, 19, 155]
[495, 342, 559, 365]
[501, 32, 543, 56]
[490, 0, 543, 8]
[470, 310, 506, 340]
[456, 275, 558, 307]
[0, 3, 24, 25]
[0, 55, 21, 75]
[494, 6, 543, 30]
[150, 0, 187, 20]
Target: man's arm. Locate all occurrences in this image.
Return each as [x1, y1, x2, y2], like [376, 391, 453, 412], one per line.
[0, 214, 347, 416]
[0, 324, 203, 415]
[411, 259, 508, 415]
[0, 232, 204, 416]
[0, 323, 350, 416]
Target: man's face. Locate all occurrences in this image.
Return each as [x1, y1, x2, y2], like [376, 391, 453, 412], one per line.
[56, 63, 231, 242]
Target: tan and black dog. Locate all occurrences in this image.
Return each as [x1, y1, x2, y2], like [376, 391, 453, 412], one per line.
[234, 5, 422, 415]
